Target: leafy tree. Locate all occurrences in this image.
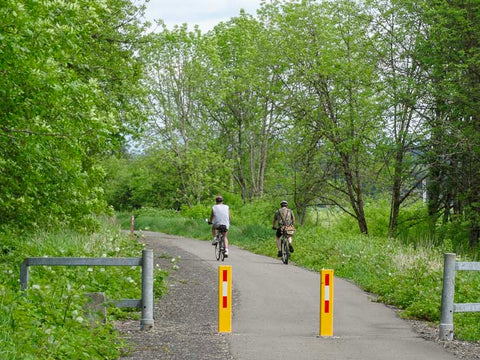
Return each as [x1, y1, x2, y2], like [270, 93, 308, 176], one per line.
[369, 0, 430, 237]
[414, 0, 480, 247]
[198, 12, 286, 203]
[0, 0, 148, 229]
[261, 0, 382, 233]
[139, 25, 233, 206]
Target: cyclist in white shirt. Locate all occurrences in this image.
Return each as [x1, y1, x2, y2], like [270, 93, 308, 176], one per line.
[208, 196, 230, 256]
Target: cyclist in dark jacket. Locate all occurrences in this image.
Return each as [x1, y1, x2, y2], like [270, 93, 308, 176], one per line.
[272, 200, 295, 257]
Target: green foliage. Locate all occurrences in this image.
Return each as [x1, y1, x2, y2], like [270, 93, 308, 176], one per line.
[0, 0, 148, 230]
[102, 147, 235, 211]
[363, 197, 391, 237]
[92, 0, 479, 249]
[396, 203, 434, 245]
[414, 0, 480, 247]
[153, 268, 169, 299]
[180, 203, 211, 220]
[235, 199, 277, 226]
[0, 218, 168, 359]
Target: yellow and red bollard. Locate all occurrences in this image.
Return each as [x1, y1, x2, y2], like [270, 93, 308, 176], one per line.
[218, 265, 232, 333]
[320, 269, 334, 337]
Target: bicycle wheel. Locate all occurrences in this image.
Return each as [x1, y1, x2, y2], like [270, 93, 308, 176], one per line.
[220, 236, 225, 261]
[281, 236, 289, 264]
[215, 236, 221, 261]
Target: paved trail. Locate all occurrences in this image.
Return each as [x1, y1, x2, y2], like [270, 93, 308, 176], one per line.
[119, 231, 462, 360]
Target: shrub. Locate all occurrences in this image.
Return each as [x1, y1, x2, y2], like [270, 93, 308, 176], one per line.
[0, 218, 167, 359]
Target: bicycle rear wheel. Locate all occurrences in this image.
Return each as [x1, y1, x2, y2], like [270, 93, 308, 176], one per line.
[281, 236, 289, 264]
[220, 237, 225, 261]
[215, 236, 221, 261]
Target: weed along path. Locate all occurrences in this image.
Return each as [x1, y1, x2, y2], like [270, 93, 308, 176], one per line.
[119, 231, 462, 360]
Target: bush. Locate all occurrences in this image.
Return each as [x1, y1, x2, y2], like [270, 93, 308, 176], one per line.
[235, 199, 277, 226]
[180, 203, 210, 220]
[0, 218, 167, 359]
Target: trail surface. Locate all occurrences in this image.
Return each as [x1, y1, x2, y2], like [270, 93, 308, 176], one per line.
[118, 231, 475, 360]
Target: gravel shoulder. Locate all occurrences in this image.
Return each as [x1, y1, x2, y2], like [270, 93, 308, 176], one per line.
[116, 231, 480, 360]
[408, 319, 480, 360]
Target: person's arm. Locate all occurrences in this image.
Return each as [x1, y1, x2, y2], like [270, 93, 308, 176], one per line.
[272, 211, 277, 229]
[208, 209, 214, 224]
[291, 209, 295, 225]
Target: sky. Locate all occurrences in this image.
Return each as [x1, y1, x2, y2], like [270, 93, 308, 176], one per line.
[141, 0, 263, 32]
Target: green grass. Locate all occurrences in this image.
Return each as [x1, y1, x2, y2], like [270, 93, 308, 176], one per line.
[118, 207, 480, 342]
[0, 217, 168, 359]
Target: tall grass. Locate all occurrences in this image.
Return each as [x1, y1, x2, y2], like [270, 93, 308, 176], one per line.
[118, 205, 480, 342]
[0, 217, 167, 359]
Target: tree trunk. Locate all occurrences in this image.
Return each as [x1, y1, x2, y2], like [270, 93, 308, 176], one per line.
[388, 149, 404, 237]
[341, 153, 368, 234]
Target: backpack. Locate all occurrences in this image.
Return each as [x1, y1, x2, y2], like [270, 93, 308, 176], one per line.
[279, 209, 295, 235]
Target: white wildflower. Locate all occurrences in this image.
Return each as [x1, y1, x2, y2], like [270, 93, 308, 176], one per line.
[87, 268, 93, 272]
[101, 253, 107, 258]
[32, 284, 41, 290]
[76, 316, 84, 323]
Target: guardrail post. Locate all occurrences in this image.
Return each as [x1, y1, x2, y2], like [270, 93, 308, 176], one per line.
[141, 249, 154, 330]
[20, 260, 29, 291]
[439, 253, 456, 340]
[130, 214, 135, 235]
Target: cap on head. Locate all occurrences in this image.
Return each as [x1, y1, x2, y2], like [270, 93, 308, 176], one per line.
[215, 196, 224, 203]
[280, 200, 288, 206]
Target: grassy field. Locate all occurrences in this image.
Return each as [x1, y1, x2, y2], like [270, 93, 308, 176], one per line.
[0, 217, 168, 360]
[118, 207, 480, 342]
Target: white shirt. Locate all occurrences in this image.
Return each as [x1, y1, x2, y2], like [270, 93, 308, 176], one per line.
[212, 204, 230, 229]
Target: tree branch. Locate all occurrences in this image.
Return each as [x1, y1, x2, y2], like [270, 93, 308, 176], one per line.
[1, 127, 70, 138]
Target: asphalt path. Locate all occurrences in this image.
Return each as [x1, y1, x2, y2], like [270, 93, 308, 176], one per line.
[135, 232, 459, 360]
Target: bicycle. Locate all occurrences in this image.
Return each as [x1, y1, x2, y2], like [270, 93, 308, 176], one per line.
[214, 225, 227, 261]
[275, 227, 290, 264]
[207, 220, 227, 261]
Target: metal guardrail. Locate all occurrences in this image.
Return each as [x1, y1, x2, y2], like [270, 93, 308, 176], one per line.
[439, 253, 480, 340]
[20, 249, 154, 330]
